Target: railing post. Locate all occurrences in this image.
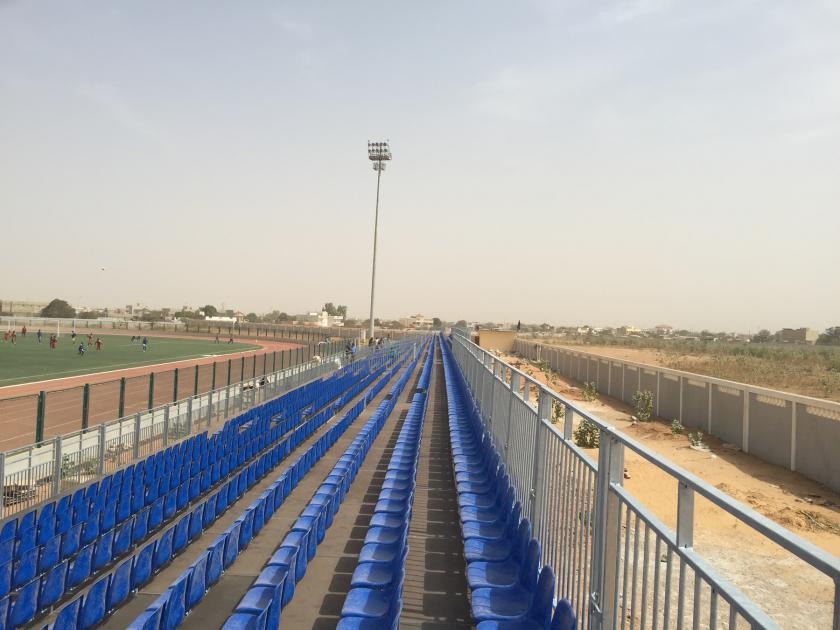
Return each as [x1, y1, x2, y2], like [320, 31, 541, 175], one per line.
[173, 368, 179, 402]
[207, 390, 214, 426]
[118, 377, 126, 418]
[194, 365, 199, 396]
[52, 437, 62, 498]
[224, 385, 230, 419]
[0, 452, 5, 519]
[133, 413, 141, 458]
[590, 429, 625, 630]
[531, 390, 551, 532]
[227, 359, 232, 387]
[211, 362, 217, 391]
[163, 406, 170, 447]
[563, 403, 574, 440]
[240, 356, 245, 382]
[98, 424, 107, 475]
[148, 373, 155, 410]
[187, 397, 193, 434]
[36, 391, 46, 444]
[81, 384, 90, 430]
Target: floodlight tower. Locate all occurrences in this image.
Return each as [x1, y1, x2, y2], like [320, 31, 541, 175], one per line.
[367, 140, 392, 341]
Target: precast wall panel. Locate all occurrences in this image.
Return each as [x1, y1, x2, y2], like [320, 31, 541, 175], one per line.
[796, 404, 840, 491]
[710, 384, 744, 448]
[682, 378, 709, 430]
[747, 393, 792, 469]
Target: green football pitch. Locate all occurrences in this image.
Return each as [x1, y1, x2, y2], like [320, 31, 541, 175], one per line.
[0, 333, 260, 386]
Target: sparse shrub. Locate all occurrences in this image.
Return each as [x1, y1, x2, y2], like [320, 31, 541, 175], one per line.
[574, 417, 600, 448]
[671, 418, 684, 435]
[582, 382, 598, 402]
[552, 400, 566, 423]
[688, 431, 704, 448]
[631, 390, 654, 421]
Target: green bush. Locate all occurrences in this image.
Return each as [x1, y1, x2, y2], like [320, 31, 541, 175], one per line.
[582, 382, 598, 402]
[574, 417, 600, 448]
[552, 400, 566, 423]
[631, 390, 654, 421]
[688, 431, 704, 447]
[670, 418, 684, 435]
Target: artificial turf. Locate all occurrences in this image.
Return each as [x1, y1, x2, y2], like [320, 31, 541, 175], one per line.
[0, 333, 260, 386]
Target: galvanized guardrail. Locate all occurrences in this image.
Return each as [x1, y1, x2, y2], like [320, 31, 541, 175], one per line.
[0, 340, 415, 520]
[451, 329, 840, 630]
[514, 339, 840, 493]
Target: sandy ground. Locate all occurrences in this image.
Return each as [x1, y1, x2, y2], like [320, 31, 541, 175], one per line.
[504, 352, 839, 628]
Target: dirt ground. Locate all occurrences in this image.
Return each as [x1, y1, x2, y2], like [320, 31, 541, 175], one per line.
[504, 352, 839, 628]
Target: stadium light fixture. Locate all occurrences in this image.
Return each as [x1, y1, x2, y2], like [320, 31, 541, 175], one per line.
[366, 140, 391, 341]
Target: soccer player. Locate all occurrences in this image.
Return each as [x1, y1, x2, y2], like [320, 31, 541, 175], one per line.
[87, 333, 93, 346]
[21, 325, 27, 337]
[95, 337, 103, 351]
[78, 343, 86, 356]
[37, 329, 43, 343]
[10, 331, 16, 345]
[142, 337, 148, 352]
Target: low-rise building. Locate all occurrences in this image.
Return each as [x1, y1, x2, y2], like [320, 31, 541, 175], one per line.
[776, 327, 819, 344]
[0, 300, 50, 316]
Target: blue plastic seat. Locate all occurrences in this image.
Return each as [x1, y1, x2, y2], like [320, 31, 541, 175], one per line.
[39, 534, 61, 574]
[154, 527, 174, 571]
[189, 504, 205, 540]
[107, 557, 133, 611]
[93, 529, 115, 572]
[79, 575, 108, 629]
[80, 514, 99, 546]
[132, 508, 150, 545]
[173, 514, 190, 554]
[221, 611, 266, 630]
[38, 502, 57, 545]
[223, 523, 242, 568]
[0, 560, 11, 598]
[100, 500, 117, 532]
[267, 547, 297, 605]
[470, 543, 542, 622]
[132, 542, 155, 590]
[204, 495, 218, 529]
[475, 567, 556, 629]
[13, 546, 37, 588]
[186, 552, 209, 611]
[161, 570, 189, 630]
[113, 517, 133, 557]
[149, 496, 165, 531]
[8, 577, 38, 627]
[164, 489, 178, 521]
[62, 523, 82, 561]
[235, 586, 281, 630]
[67, 543, 94, 589]
[39, 559, 68, 611]
[52, 595, 82, 630]
[206, 536, 225, 586]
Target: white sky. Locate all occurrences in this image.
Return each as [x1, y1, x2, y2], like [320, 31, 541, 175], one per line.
[1, 1, 838, 332]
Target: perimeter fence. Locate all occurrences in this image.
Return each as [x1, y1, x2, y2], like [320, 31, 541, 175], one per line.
[0, 342, 347, 450]
[450, 329, 840, 630]
[514, 338, 840, 493]
[0, 338, 415, 520]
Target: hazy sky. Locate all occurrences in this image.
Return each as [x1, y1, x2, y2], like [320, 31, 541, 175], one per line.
[1, 1, 838, 332]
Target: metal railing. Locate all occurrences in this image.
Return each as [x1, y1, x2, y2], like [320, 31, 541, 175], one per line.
[514, 339, 840, 494]
[0, 340, 417, 521]
[450, 330, 840, 630]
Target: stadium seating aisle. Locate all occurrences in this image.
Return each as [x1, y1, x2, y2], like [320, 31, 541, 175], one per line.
[3, 346, 413, 629]
[438, 335, 578, 630]
[206, 340, 430, 629]
[334, 341, 434, 628]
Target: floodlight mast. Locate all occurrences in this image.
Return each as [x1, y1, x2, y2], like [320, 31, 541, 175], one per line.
[367, 141, 391, 341]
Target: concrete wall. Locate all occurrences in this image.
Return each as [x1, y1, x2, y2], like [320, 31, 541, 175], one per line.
[478, 330, 517, 352]
[515, 339, 840, 493]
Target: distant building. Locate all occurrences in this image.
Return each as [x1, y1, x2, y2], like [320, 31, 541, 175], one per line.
[776, 327, 819, 344]
[0, 300, 50, 316]
[206, 315, 237, 324]
[298, 311, 344, 327]
[399, 314, 434, 329]
[654, 325, 674, 336]
[617, 325, 642, 336]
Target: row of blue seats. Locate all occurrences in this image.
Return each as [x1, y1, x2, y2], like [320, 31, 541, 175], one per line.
[0, 350, 406, 630]
[219, 341, 431, 629]
[337, 339, 435, 629]
[38, 349, 414, 630]
[0, 366, 363, 596]
[440, 336, 577, 630]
